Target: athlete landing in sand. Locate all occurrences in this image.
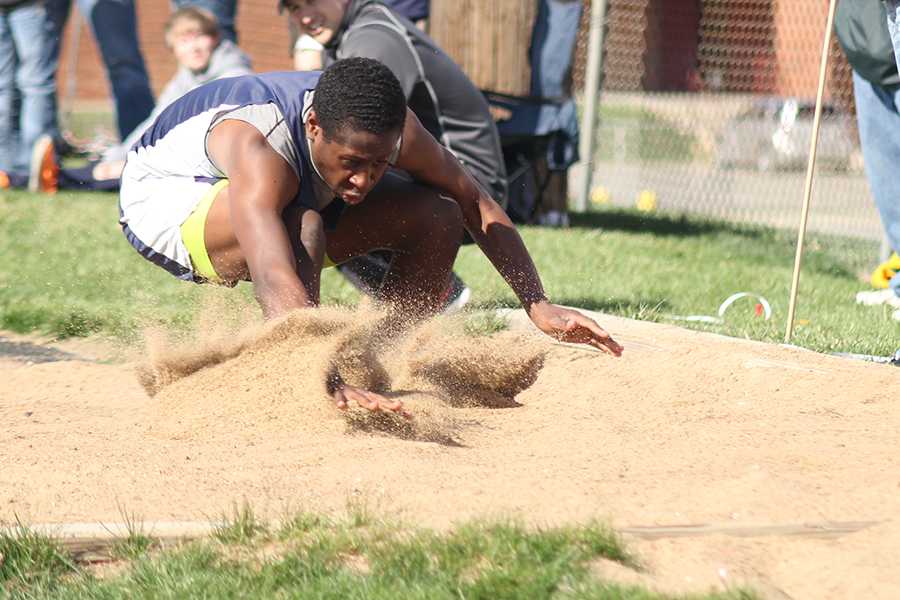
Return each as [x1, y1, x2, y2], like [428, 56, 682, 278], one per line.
[119, 57, 623, 417]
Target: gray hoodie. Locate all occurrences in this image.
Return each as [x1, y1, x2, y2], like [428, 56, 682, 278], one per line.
[324, 0, 507, 201]
[106, 39, 253, 161]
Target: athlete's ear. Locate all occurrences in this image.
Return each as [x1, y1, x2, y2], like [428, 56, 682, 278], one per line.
[305, 109, 321, 140]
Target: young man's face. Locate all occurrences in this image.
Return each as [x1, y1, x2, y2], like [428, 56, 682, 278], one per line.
[285, 0, 348, 46]
[306, 112, 399, 205]
[169, 26, 218, 73]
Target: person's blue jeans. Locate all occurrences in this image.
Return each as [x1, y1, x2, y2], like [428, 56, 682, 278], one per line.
[47, 0, 154, 140]
[171, 0, 237, 44]
[529, 0, 582, 100]
[0, 0, 58, 172]
[886, 0, 900, 54]
[853, 70, 900, 295]
[381, 0, 429, 22]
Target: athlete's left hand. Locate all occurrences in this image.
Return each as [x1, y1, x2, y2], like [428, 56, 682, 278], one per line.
[528, 301, 623, 356]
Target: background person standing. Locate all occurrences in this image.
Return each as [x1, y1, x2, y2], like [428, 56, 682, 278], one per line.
[0, 0, 58, 174]
[840, 0, 900, 316]
[47, 0, 154, 140]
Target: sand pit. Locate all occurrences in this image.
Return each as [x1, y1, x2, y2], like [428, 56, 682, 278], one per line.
[1, 310, 898, 599]
[138, 308, 546, 444]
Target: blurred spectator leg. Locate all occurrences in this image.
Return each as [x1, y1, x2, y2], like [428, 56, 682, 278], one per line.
[171, 0, 237, 44]
[542, 170, 570, 227]
[12, 0, 59, 172]
[0, 10, 17, 172]
[529, 0, 582, 99]
[887, 0, 900, 58]
[45, 0, 70, 58]
[853, 70, 900, 296]
[77, 0, 154, 140]
[529, 0, 583, 227]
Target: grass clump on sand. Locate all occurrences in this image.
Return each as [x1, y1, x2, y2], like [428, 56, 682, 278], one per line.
[108, 512, 155, 561]
[213, 502, 270, 545]
[0, 521, 78, 594]
[0, 512, 757, 599]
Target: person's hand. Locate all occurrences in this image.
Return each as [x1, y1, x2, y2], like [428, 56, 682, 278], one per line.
[527, 301, 623, 356]
[333, 382, 412, 420]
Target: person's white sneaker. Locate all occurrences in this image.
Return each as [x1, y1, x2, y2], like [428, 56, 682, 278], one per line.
[855, 288, 900, 309]
[442, 276, 471, 314]
[537, 210, 570, 228]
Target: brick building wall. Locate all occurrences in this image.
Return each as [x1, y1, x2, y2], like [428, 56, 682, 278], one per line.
[57, 0, 294, 107]
[573, 0, 850, 101]
[774, 0, 826, 96]
[576, 0, 707, 93]
[697, 0, 776, 93]
[642, 0, 702, 91]
[58, 0, 850, 107]
[773, 0, 852, 106]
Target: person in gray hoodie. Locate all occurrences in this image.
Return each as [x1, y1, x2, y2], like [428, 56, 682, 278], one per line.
[10, 6, 253, 193]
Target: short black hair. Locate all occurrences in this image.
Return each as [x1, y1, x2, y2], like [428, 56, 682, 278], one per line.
[312, 57, 406, 140]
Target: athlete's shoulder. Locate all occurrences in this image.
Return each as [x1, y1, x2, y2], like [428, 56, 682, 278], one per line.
[254, 70, 323, 88]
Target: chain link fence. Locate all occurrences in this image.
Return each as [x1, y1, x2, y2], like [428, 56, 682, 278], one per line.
[58, 0, 884, 245]
[572, 0, 885, 244]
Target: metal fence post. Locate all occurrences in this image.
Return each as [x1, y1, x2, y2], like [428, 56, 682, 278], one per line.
[881, 234, 892, 263]
[575, 0, 609, 213]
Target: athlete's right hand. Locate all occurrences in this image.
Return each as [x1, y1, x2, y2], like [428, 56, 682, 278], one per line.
[332, 383, 412, 420]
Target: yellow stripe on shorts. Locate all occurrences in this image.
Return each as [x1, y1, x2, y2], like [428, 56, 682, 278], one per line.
[180, 179, 229, 285]
[180, 178, 337, 285]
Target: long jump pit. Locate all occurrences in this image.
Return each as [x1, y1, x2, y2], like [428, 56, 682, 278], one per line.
[1, 307, 898, 599]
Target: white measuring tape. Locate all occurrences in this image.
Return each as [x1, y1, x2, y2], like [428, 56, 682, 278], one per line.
[668, 292, 772, 324]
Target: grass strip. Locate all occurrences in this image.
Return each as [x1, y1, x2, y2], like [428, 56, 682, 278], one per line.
[0, 512, 756, 599]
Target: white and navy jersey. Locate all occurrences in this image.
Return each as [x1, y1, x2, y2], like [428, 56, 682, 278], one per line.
[118, 71, 325, 282]
[131, 69, 320, 190]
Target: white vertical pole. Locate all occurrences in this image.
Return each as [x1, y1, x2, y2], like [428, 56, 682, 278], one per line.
[785, 0, 839, 344]
[575, 0, 609, 213]
[881, 234, 892, 263]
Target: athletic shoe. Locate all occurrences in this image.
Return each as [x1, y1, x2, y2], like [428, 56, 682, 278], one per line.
[537, 210, 570, 228]
[27, 135, 58, 194]
[442, 272, 471, 314]
[338, 253, 391, 296]
[340, 254, 471, 314]
[855, 288, 900, 309]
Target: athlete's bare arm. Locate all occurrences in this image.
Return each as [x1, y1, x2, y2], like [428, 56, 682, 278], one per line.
[395, 109, 623, 356]
[208, 120, 408, 417]
[206, 120, 312, 318]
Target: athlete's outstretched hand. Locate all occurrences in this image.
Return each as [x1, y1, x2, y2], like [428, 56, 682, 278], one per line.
[528, 301, 623, 356]
[330, 377, 412, 420]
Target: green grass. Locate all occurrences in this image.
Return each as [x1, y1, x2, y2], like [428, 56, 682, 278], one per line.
[0, 520, 78, 593]
[213, 502, 270, 545]
[107, 507, 155, 561]
[462, 310, 510, 337]
[0, 512, 754, 599]
[0, 190, 895, 355]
